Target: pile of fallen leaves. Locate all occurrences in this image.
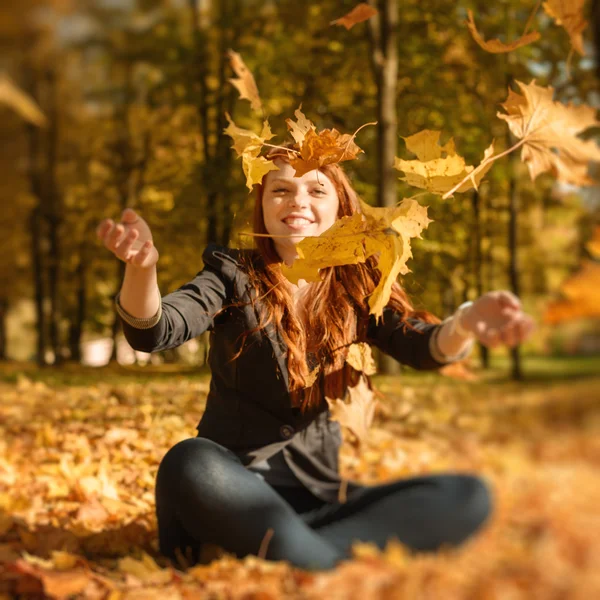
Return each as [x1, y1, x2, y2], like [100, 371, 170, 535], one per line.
[1, 365, 599, 599]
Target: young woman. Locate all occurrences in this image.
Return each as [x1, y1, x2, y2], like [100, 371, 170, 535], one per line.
[96, 151, 534, 571]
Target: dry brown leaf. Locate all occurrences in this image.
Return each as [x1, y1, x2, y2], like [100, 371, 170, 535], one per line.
[285, 105, 316, 145]
[227, 50, 262, 112]
[327, 377, 378, 444]
[330, 3, 379, 30]
[346, 343, 377, 375]
[497, 80, 600, 185]
[466, 9, 541, 53]
[543, 0, 588, 55]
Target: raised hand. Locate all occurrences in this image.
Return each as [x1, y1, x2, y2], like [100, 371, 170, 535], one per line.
[96, 208, 159, 269]
[460, 291, 535, 349]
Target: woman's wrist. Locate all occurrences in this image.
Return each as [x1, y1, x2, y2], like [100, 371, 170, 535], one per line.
[450, 301, 476, 340]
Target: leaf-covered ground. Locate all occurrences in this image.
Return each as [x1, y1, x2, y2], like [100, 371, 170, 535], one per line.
[0, 358, 599, 599]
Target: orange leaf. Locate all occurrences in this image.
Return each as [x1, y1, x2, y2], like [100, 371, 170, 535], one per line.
[331, 3, 378, 30]
[466, 10, 540, 53]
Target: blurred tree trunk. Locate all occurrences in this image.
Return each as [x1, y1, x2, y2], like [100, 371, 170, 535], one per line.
[0, 298, 7, 360]
[189, 0, 239, 246]
[472, 189, 490, 368]
[24, 66, 48, 367]
[68, 243, 87, 363]
[368, 0, 400, 376]
[44, 68, 63, 364]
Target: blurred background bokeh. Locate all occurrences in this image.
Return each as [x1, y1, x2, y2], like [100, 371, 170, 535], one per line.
[1, 0, 599, 379]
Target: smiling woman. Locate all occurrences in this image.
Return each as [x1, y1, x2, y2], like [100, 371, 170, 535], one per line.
[97, 142, 534, 571]
[261, 162, 340, 265]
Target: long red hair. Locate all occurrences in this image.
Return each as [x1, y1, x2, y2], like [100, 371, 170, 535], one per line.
[239, 149, 432, 413]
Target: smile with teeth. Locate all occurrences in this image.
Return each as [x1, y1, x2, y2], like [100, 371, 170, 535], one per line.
[282, 217, 314, 227]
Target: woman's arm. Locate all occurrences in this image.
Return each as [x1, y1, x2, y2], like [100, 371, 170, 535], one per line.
[117, 263, 230, 354]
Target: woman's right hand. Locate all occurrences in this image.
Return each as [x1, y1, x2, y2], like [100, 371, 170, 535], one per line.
[96, 208, 159, 269]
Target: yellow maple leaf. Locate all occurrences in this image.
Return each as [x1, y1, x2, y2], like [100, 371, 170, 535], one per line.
[330, 3, 379, 30]
[395, 130, 495, 196]
[466, 9, 540, 53]
[223, 114, 279, 190]
[227, 50, 262, 112]
[282, 199, 431, 319]
[242, 154, 279, 191]
[346, 342, 377, 375]
[497, 80, 600, 185]
[543, 0, 587, 56]
[327, 377, 378, 444]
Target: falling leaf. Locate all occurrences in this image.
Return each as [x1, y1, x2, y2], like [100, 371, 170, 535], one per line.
[346, 343, 377, 375]
[497, 80, 600, 185]
[224, 113, 275, 158]
[466, 9, 541, 53]
[223, 114, 279, 190]
[395, 130, 495, 195]
[327, 377, 378, 444]
[285, 105, 316, 145]
[227, 50, 262, 112]
[0, 74, 47, 127]
[283, 199, 432, 319]
[543, 0, 587, 55]
[330, 3, 379, 30]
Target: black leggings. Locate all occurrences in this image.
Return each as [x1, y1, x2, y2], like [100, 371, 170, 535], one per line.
[155, 437, 492, 571]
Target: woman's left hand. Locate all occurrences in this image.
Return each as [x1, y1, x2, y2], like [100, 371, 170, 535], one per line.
[460, 291, 535, 349]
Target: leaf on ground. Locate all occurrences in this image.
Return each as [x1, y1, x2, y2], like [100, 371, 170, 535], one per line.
[227, 50, 262, 112]
[497, 80, 600, 185]
[346, 343, 377, 375]
[327, 377, 378, 444]
[330, 3, 379, 30]
[466, 9, 540, 53]
[395, 129, 495, 196]
[283, 199, 431, 319]
[543, 0, 587, 56]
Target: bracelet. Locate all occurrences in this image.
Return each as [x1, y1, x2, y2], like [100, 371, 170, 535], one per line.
[450, 301, 475, 339]
[115, 289, 162, 329]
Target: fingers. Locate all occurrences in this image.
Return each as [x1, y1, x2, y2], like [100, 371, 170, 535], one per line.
[496, 290, 521, 311]
[129, 240, 155, 268]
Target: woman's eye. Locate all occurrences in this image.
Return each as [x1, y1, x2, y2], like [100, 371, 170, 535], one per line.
[273, 188, 289, 193]
[312, 189, 326, 195]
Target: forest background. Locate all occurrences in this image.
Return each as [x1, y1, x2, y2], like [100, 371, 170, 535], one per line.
[1, 0, 599, 378]
[1, 1, 600, 598]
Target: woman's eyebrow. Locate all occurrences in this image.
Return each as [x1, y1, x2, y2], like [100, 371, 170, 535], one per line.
[269, 178, 325, 186]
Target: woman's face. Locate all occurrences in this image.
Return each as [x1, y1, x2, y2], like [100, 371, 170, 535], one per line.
[262, 160, 340, 264]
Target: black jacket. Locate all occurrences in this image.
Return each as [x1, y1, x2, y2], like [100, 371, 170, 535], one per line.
[119, 244, 449, 502]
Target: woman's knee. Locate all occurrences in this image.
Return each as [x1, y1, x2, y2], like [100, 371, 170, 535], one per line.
[444, 474, 493, 532]
[156, 437, 240, 497]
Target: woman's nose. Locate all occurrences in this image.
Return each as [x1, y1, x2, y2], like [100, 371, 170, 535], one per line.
[288, 192, 309, 208]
